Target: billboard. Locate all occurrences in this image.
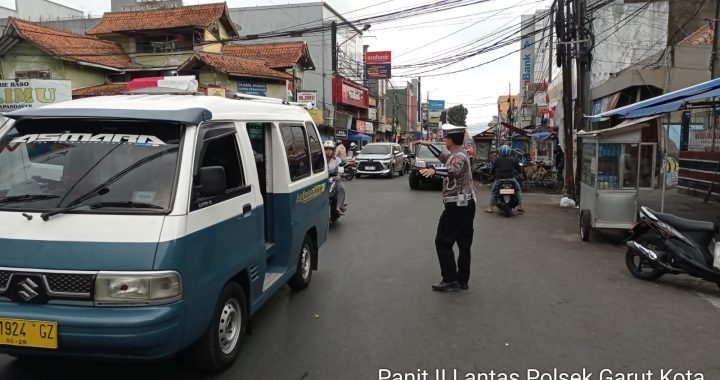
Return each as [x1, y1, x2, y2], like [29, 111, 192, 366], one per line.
[0, 79, 71, 112]
[365, 51, 391, 79]
[428, 99, 445, 111]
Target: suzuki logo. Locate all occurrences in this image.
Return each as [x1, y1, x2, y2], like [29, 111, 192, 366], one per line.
[18, 278, 39, 301]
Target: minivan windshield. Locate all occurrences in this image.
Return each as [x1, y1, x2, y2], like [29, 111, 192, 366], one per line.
[360, 144, 391, 155]
[0, 118, 183, 213]
[416, 144, 448, 159]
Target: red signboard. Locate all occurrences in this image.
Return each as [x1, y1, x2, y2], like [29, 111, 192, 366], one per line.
[366, 51, 391, 64]
[333, 77, 369, 109]
[356, 120, 366, 133]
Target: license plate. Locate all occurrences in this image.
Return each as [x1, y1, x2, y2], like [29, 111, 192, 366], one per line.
[499, 188, 515, 195]
[0, 318, 58, 349]
[365, 166, 376, 171]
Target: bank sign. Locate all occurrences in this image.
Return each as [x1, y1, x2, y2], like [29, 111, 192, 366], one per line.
[0, 80, 71, 112]
[519, 15, 535, 91]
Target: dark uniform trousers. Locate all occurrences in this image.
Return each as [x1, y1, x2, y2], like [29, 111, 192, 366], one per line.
[435, 199, 476, 284]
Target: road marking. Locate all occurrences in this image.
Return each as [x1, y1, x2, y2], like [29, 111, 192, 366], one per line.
[696, 291, 720, 310]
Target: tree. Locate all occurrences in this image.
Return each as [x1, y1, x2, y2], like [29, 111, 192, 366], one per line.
[447, 104, 468, 126]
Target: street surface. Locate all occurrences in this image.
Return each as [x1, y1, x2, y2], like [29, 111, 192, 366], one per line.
[1, 176, 720, 379]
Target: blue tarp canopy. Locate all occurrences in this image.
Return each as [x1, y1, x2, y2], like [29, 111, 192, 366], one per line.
[590, 77, 720, 119]
[530, 132, 553, 141]
[348, 130, 372, 142]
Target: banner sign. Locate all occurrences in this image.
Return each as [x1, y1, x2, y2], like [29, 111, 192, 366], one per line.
[297, 91, 317, 104]
[237, 80, 266, 96]
[0, 79, 70, 112]
[365, 51, 392, 79]
[368, 107, 377, 121]
[356, 120, 366, 133]
[428, 100, 445, 111]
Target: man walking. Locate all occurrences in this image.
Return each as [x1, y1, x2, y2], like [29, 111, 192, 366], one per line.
[415, 124, 476, 291]
[335, 140, 347, 160]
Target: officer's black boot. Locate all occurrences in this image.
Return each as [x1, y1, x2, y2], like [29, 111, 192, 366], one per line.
[432, 281, 460, 291]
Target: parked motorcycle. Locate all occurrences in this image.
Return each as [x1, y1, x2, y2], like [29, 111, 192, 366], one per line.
[474, 161, 494, 184]
[626, 206, 720, 290]
[329, 163, 347, 223]
[493, 179, 519, 217]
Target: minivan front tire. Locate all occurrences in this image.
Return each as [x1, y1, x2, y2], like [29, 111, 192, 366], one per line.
[192, 282, 247, 372]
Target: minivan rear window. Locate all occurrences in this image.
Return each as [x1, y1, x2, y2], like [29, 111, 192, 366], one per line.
[280, 125, 311, 181]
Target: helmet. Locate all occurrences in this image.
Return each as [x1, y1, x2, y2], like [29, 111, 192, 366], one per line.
[499, 145, 512, 157]
[350, 142, 357, 148]
[323, 141, 336, 150]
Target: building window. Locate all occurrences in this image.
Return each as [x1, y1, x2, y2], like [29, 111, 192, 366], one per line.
[15, 70, 51, 79]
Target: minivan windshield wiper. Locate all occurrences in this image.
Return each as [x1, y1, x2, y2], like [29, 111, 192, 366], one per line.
[88, 201, 163, 210]
[0, 194, 60, 205]
[40, 146, 179, 221]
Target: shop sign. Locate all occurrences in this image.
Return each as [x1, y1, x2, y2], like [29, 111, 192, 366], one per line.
[335, 129, 348, 139]
[333, 78, 368, 109]
[428, 99, 445, 111]
[368, 107, 377, 120]
[0, 79, 71, 112]
[308, 108, 324, 125]
[297, 91, 317, 104]
[237, 81, 266, 96]
[365, 51, 391, 79]
[356, 120, 366, 133]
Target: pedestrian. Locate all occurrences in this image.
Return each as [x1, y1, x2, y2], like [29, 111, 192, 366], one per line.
[554, 142, 564, 181]
[415, 124, 476, 291]
[335, 140, 347, 161]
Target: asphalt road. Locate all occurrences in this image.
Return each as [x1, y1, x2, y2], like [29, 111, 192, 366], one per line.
[2, 174, 720, 380]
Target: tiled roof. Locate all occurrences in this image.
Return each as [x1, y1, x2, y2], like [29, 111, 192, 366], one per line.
[184, 52, 292, 81]
[222, 41, 314, 69]
[5, 18, 137, 70]
[87, 3, 237, 36]
[72, 83, 128, 97]
[679, 23, 714, 46]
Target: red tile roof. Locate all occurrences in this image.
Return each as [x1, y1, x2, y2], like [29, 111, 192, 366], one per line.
[222, 41, 314, 69]
[5, 18, 137, 70]
[72, 83, 128, 97]
[87, 3, 237, 37]
[183, 52, 292, 81]
[679, 23, 714, 46]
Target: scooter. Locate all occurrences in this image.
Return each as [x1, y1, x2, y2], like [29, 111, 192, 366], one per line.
[329, 163, 347, 223]
[626, 206, 720, 290]
[493, 179, 519, 218]
[474, 161, 494, 184]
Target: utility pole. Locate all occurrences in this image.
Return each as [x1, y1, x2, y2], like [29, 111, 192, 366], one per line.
[331, 21, 337, 74]
[558, 0, 577, 199]
[573, 0, 589, 201]
[711, 0, 720, 78]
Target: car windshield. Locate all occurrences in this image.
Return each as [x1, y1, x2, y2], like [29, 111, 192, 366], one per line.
[361, 145, 391, 155]
[416, 144, 447, 159]
[0, 118, 183, 212]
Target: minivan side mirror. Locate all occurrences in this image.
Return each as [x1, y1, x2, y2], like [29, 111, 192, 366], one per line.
[198, 166, 227, 197]
[407, 153, 415, 159]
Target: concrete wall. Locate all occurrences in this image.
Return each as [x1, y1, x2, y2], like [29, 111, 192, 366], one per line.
[15, 0, 83, 21]
[591, 1, 669, 89]
[0, 41, 106, 88]
[111, 0, 182, 12]
[0, 6, 17, 19]
[42, 18, 101, 34]
[131, 52, 193, 68]
[667, 0, 716, 48]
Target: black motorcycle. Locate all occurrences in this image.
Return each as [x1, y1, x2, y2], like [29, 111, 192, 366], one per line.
[342, 157, 356, 181]
[493, 179, 519, 217]
[626, 206, 720, 289]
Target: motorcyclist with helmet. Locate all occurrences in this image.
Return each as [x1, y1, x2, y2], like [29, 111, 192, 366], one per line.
[324, 141, 346, 215]
[486, 145, 524, 214]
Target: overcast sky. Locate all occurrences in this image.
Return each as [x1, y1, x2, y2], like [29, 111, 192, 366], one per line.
[2, 0, 553, 128]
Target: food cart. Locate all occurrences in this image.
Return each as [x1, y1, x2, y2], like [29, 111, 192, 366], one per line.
[577, 119, 653, 241]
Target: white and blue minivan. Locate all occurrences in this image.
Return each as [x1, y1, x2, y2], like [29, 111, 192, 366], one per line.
[0, 94, 329, 371]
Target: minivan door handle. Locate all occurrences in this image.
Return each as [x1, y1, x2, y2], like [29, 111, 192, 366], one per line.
[243, 204, 252, 215]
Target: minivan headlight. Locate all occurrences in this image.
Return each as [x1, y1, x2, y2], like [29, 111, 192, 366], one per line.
[95, 271, 181, 306]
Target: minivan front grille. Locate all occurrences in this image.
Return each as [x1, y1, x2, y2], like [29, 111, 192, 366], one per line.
[0, 269, 94, 299]
[0, 271, 9, 289]
[46, 273, 94, 294]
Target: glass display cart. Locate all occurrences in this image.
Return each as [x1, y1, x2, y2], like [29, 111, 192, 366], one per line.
[577, 124, 648, 241]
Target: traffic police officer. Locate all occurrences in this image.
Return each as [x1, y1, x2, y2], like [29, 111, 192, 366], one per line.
[415, 124, 476, 291]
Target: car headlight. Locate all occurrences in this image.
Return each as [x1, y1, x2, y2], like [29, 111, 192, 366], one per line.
[95, 271, 182, 306]
[414, 160, 427, 168]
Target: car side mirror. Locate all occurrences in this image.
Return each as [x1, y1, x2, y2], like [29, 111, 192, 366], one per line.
[198, 166, 227, 197]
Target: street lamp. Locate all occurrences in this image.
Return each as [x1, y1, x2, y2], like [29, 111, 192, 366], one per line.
[337, 24, 371, 49]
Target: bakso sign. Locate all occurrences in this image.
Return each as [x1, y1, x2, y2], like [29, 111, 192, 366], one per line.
[0, 80, 71, 112]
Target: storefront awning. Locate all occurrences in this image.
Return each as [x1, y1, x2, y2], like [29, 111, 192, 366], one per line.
[589, 77, 720, 119]
[577, 115, 659, 137]
[348, 130, 372, 142]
